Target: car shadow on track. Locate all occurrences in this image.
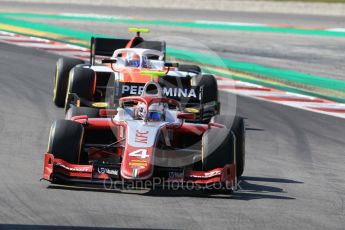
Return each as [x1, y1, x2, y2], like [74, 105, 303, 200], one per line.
[141, 176, 301, 200]
[245, 127, 265, 131]
[46, 176, 302, 200]
[0, 224, 166, 230]
[230, 176, 303, 201]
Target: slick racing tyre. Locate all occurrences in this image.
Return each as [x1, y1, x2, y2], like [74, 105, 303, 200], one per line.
[65, 107, 100, 120]
[213, 115, 245, 177]
[65, 67, 95, 112]
[53, 57, 84, 107]
[201, 127, 235, 171]
[47, 120, 84, 164]
[192, 74, 218, 104]
[191, 74, 218, 123]
[178, 64, 201, 74]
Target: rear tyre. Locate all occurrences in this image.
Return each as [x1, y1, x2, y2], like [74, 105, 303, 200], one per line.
[178, 64, 201, 74]
[192, 74, 219, 123]
[47, 120, 84, 164]
[65, 67, 95, 112]
[192, 74, 218, 104]
[65, 107, 100, 120]
[213, 115, 245, 177]
[53, 57, 84, 107]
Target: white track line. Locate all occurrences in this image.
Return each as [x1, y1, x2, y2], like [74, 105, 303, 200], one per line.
[326, 28, 345, 32]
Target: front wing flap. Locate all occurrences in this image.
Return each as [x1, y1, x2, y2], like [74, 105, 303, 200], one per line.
[43, 153, 236, 189]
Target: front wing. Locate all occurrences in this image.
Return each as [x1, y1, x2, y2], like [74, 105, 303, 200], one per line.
[43, 153, 237, 190]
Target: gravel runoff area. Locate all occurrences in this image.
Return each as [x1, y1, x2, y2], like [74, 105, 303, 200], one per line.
[6, 0, 345, 16]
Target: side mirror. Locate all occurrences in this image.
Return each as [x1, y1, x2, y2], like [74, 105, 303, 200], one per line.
[70, 115, 88, 121]
[177, 112, 196, 120]
[99, 109, 117, 117]
[102, 59, 117, 64]
[208, 122, 225, 129]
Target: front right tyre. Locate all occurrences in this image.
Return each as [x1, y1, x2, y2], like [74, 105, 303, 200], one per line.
[47, 120, 84, 164]
[64, 67, 96, 112]
[53, 57, 84, 107]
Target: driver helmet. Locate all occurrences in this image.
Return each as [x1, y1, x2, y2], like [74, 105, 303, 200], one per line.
[135, 102, 146, 120]
[148, 103, 164, 122]
[127, 52, 140, 67]
[142, 55, 150, 68]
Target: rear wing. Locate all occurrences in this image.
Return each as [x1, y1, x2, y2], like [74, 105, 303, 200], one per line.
[90, 37, 166, 64]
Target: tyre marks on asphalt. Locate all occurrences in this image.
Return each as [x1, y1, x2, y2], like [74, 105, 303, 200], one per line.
[1, 30, 344, 119]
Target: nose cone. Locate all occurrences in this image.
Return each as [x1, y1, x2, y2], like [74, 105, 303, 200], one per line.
[121, 121, 161, 180]
[121, 146, 154, 180]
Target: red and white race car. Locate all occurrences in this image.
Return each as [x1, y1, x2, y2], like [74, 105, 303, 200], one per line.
[43, 81, 244, 191]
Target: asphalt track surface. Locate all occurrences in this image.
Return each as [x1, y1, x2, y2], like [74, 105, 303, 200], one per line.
[1, 1, 345, 81]
[1, 41, 345, 230]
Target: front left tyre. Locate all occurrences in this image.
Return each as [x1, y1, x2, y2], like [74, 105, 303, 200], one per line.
[201, 127, 235, 171]
[213, 115, 245, 177]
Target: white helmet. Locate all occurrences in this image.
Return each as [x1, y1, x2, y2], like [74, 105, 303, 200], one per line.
[135, 102, 146, 120]
[147, 103, 164, 121]
[126, 52, 141, 67]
